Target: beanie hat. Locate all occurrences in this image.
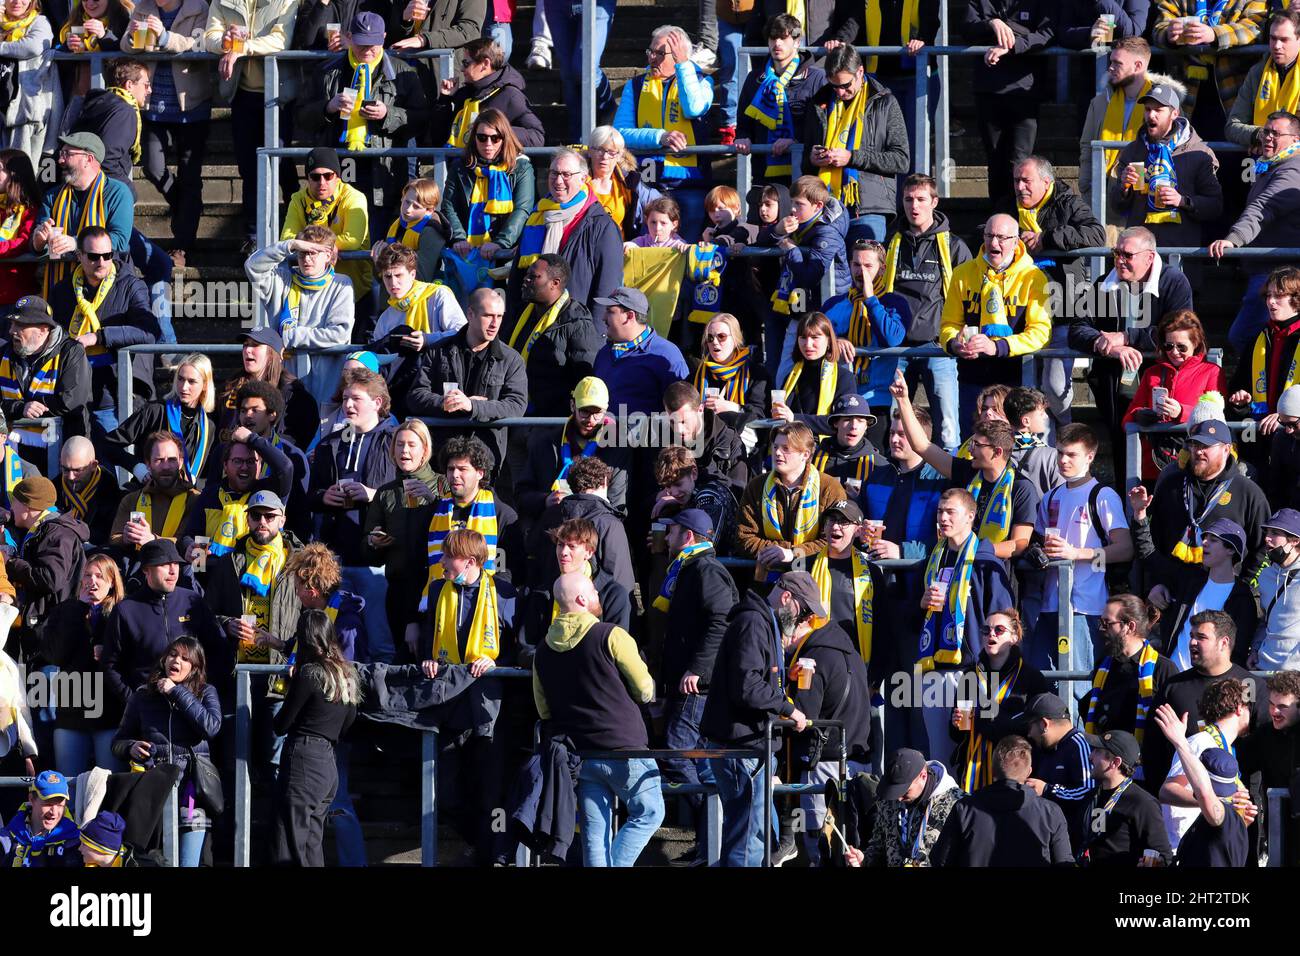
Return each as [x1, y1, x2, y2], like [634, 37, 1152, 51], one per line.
[80, 811, 126, 857]
[1187, 391, 1227, 429]
[1279, 385, 1300, 418]
[12, 476, 56, 511]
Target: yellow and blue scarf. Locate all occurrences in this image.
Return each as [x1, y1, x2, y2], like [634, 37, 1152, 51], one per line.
[686, 242, 725, 324]
[654, 540, 713, 612]
[205, 489, 250, 557]
[387, 279, 440, 334]
[433, 572, 500, 664]
[166, 399, 211, 485]
[967, 465, 1016, 544]
[60, 466, 100, 523]
[771, 210, 822, 313]
[783, 357, 838, 417]
[635, 70, 699, 174]
[0, 203, 26, 241]
[917, 531, 978, 672]
[45, 172, 107, 297]
[758, 467, 821, 582]
[241, 534, 288, 598]
[555, 419, 599, 490]
[961, 655, 1023, 792]
[70, 264, 114, 368]
[421, 490, 499, 611]
[744, 56, 800, 178]
[386, 213, 433, 250]
[692, 345, 751, 405]
[1144, 136, 1182, 225]
[1255, 138, 1300, 176]
[977, 259, 1017, 338]
[4, 805, 80, 868]
[508, 291, 570, 364]
[466, 162, 514, 247]
[278, 268, 334, 338]
[516, 186, 593, 270]
[819, 82, 870, 208]
[446, 86, 502, 149]
[1249, 324, 1300, 415]
[1086, 640, 1160, 748]
[810, 547, 874, 663]
[341, 52, 382, 150]
[845, 287, 877, 379]
[610, 325, 654, 360]
[0, 352, 61, 446]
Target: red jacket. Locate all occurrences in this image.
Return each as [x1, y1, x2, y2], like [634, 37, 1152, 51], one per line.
[1123, 353, 1227, 480]
[0, 206, 37, 306]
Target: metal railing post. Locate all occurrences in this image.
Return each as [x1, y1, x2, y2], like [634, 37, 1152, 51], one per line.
[763, 718, 774, 867]
[1057, 559, 1077, 720]
[89, 52, 105, 90]
[261, 56, 282, 249]
[705, 791, 723, 866]
[914, 50, 930, 175]
[936, 6, 950, 197]
[234, 668, 252, 867]
[1125, 424, 1142, 492]
[1021, 354, 1038, 388]
[737, 45, 752, 220]
[117, 347, 134, 422]
[162, 782, 179, 867]
[1267, 787, 1285, 867]
[421, 728, 439, 866]
[581, 0, 597, 137]
[44, 419, 60, 478]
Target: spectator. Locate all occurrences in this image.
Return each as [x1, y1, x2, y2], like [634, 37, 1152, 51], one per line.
[1059, 0, 1151, 49]
[802, 45, 908, 247]
[100, 539, 225, 708]
[701, 570, 817, 867]
[1249, 507, 1300, 670]
[308, 368, 397, 663]
[504, 254, 601, 420]
[203, 0, 299, 247]
[931, 735, 1074, 866]
[0, 771, 80, 867]
[949, 608, 1049, 793]
[1149, 518, 1257, 670]
[613, 24, 713, 241]
[693, 312, 771, 431]
[387, 0, 487, 114]
[1227, 265, 1300, 431]
[695, 187, 764, 325]
[56, 0, 128, 125]
[0, 150, 40, 305]
[69, 57, 150, 189]
[1211, 110, 1300, 355]
[532, 570, 662, 868]
[181, 424, 293, 558]
[128, 0, 214, 269]
[1152, 0, 1267, 129]
[854, 747, 962, 868]
[1079, 38, 1156, 224]
[735, 14, 826, 185]
[437, 36, 543, 148]
[531, 454, 631, 594]
[507, 147, 622, 317]
[1082, 729, 1174, 867]
[0, 293, 92, 468]
[0, 0, 56, 169]
[1110, 81, 1224, 248]
[585, 126, 663, 242]
[1083, 595, 1178, 747]
[7, 475, 87, 636]
[961, 0, 1054, 208]
[218, 328, 319, 453]
[370, 242, 466, 386]
[1265, 385, 1300, 509]
[37, 554, 125, 778]
[107, 431, 199, 554]
[55, 434, 118, 545]
[862, 406, 948, 564]
[296, 12, 429, 229]
[375, 177, 449, 284]
[663, 380, 748, 497]
[112, 636, 222, 866]
[1227, 11, 1300, 150]
[737, 421, 848, 582]
[105, 354, 215, 483]
[1025, 692, 1096, 854]
[656, 507, 736, 864]
[1003, 387, 1063, 495]
[591, 286, 689, 417]
[221, 384, 311, 538]
[1240, 671, 1300, 865]
[938, 213, 1052, 432]
[648, 443, 740, 558]
[881, 173, 972, 452]
[279, 147, 370, 332]
[809, 394, 884, 498]
[49, 224, 159, 439]
[246, 225, 356, 407]
[271, 608, 359, 868]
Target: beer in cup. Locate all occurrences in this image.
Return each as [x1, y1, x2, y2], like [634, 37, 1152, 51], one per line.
[326, 22, 341, 42]
[1097, 13, 1116, 42]
[239, 614, 258, 643]
[955, 700, 974, 731]
[770, 389, 786, 410]
[1127, 162, 1147, 191]
[651, 521, 668, 552]
[796, 658, 816, 691]
[864, 519, 884, 546]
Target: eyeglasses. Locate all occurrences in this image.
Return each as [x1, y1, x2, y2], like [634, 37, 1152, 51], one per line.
[1161, 341, 1191, 353]
[979, 625, 1012, 637]
[248, 512, 281, 523]
[475, 132, 503, 144]
[81, 250, 113, 262]
[826, 78, 856, 92]
[1099, 617, 1126, 631]
[227, 456, 258, 468]
[969, 439, 996, 451]
[1261, 128, 1298, 140]
[983, 233, 1018, 243]
[549, 169, 585, 180]
[704, 332, 730, 341]
[591, 146, 620, 157]
[1279, 416, 1300, 432]
[308, 171, 337, 182]
[57, 147, 88, 160]
[646, 46, 672, 59]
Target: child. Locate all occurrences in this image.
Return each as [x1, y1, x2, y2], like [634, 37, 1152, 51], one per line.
[954, 384, 1011, 458]
[79, 811, 128, 867]
[626, 196, 691, 251]
[372, 178, 450, 283]
[1004, 386, 1064, 496]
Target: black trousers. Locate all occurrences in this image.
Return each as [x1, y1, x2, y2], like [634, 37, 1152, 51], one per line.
[976, 93, 1040, 211]
[141, 119, 210, 251]
[230, 87, 299, 242]
[272, 734, 338, 867]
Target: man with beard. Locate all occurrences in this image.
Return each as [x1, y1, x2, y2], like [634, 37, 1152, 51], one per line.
[0, 296, 93, 470]
[56, 435, 120, 547]
[1079, 37, 1156, 223]
[1082, 595, 1179, 748]
[1111, 81, 1223, 249]
[702, 570, 815, 867]
[853, 748, 963, 868]
[1226, 11, 1300, 148]
[108, 432, 201, 556]
[1080, 730, 1173, 867]
[662, 381, 748, 497]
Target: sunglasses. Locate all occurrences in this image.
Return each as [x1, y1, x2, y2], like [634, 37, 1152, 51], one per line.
[475, 132, 503, 144]
[81, 250, 113, 262]
[827, 78, 855, 91]
[247, 512, 281, 523]
[1279, 416, 1300, 432]
[979, 625, 1012, 637]
[308, 171, 337, 182]
[1161, 342, 1191, 353]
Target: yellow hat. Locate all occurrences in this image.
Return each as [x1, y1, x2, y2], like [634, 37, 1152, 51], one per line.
[572, 376, 609, 411]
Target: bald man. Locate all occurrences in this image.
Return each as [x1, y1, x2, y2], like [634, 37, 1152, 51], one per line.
[56, 435, 121, 546]
[532, 571, 662, 867]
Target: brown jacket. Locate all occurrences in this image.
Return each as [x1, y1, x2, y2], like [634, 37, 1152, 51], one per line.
[736, 467, 846, 574]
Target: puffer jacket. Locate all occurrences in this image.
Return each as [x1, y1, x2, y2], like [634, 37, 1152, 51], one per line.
[7, 510, 88, 633]
[110, 682, 222, 775]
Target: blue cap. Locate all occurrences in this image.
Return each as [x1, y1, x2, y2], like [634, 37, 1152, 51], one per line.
[31, 770, 69, 801]
[664, 508, 714, 539]
[828, 392, 877, 424]
[348, 11, 386, 45]
[1200, 748, 1240, 798]
[1202, 518, 1247, 558]
[80, 811, 126, 856]
[346, 351, 380, 373]
[1187, 419, 1232, 446]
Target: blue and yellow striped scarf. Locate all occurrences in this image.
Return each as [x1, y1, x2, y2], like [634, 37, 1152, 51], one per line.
[420, 490, 499, 611]
[654, 540, 713, 612]
[1086, 640, 1160, 747]
[845, 287, 876, 378]
[277, 268, 334, 337]
[636, 70, 699, 174]
[166, 399, 212, 486]
[744, 56, 800, 178]
[610, 325, 653, 360]
[386, 213, 432, 250]
[758, 466, 821, 582]
[205, 489, 250, 557]
[45, 173, 107, 297]
[466, 162, 514, 247]
[517, 186, 592, 270]
[0, 351, 62, 446]
[961, 655, 1023, 793]
[967, 465, 1016, 544]
[818, 82, 870, 208]
[555, 419, 599, 490]
[241, 533, 288, 598]
[917, 531, 978, 672]
[692, 345, 751, 405]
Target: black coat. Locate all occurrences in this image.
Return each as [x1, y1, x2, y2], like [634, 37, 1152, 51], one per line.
[104, 399, 215, 476]
[37, 598, 122, 732]
[49, 269, 159, 410]
[787, 621, 873, 766]
[735, 59, 826, 180]
[1014, 179, 1106, 288]
[515, 422, 632, 518]
[434, 64, 544, 147]
[931, 779, 1074, 866]
[505, 296, 603, 419]
[702, 590, 797, 745]
[521, 568, 631, 652]
[693, 414, 750, 499]
[111, 682, 222, 771]
[530, 493, 634, 596]
[7, 511, 89, 635]
[506, 200, 624, 318]
[55, 463, 120, 547]
[71, 88, 139, 189]
[0, 331, 92, 453]
[961, 0, 1054, 96]
[661, 550, 739, 692]
[308, 419, 398, 566]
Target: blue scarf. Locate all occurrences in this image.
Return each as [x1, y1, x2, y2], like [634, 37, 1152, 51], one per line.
[4, 806, 80, 867]
[166, 399, 211, 485]
[917, 532, 978, 671]
[610, 325, 654, 360]
[744, 56, 799, 177]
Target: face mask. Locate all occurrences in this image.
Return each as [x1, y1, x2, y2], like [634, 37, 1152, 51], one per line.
[1268, 544, 1294, 565]
[452, 570, 472, 586]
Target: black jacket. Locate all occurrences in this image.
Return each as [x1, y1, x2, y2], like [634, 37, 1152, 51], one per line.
[49, 269, 158, 410]
[0, 330, 92, 447]
[1081, 644, 1179, 738]
[931, 779, 1074, 866]
[884, 213, 975, 344]
[802, 75, 910, 218]
[515, 421, 632, 518]
[308, 419, 398, 566]
[693, 413, 750, 499]
[961, 0, 1054, 96]
[1267, 428, 1300, 511]
[406, 329, 528, 476]
[827, 0, 942, 75]
[1156, 570, 1259, 668]
[505, 296, 603, 419]
[530, 492, 634, 596]
[735, 59, 826, 181]
[434, 63, 544, 147]
[509, 733, 580, 863]
[216, 373, 320, 456]
[702, 590, 797, 745]
[70, 87, 139, 189]
[111, 682, 222, 773]
[787, 621, 873, 766]
[104, 399, 215, 476]
[37, 598, 122, 732]
[7, 511, 89, 634]
[506, 199, 624, 318]
[1068, 261, 1194, 357]
[1013, 179, 1106, 288]
[55, 463, 120, 547]
[662, 549, 739, 692]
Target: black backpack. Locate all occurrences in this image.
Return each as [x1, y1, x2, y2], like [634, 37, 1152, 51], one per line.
[1045, 482, 1133, 594]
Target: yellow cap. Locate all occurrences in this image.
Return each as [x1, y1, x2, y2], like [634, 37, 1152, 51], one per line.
[572, 376, 609, 411]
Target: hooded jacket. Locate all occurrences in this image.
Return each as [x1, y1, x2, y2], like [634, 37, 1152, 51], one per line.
[503, 296, 603, 419]
[8, 510, 89, 632]
[802, 75, 910, 218]
[308, 418, 398, 566]
[435, 63, 544, 147]
[0, 327, 92, 445]
[661, 546, 738, 693]
[864, 760, 963, 867]
[701, 590, 796, 745]
[531, 492, 635, 596]
[880, 212, 974, 345]
[515, 421, 632, 518]
[1110, 116, 1224, 248]
[774, 197, 851, 311]
[931, 778, 1075, 866]
[786, 621, 873, 766]
[71, 87, 143, 189]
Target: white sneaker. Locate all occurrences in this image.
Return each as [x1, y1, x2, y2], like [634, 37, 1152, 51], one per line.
[526, 37, 552, 70]
[690, 46, 718, 73]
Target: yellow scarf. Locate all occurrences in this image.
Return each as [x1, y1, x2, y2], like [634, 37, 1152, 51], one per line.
[70, 264, 113, 363]
[782, 357, 838, 417]
[758, 466, 821, 582]
[385, 214, 431, 250]
[1248, 324, 1300, 416]
[343, 51, 383, 151]
[0, 204, 26, 242]
[810, 548, 874, 663]
[819, 82, 870, 208]
[1017, 181, 1053, 235]
[882, 229, 953, 296]
[862, 0, 922, 73]
[0, 7, 37, 39]
[1254, 58, 1300, 126]
[636, 72, 697, 171]
[387, 279, 440, 334]
[432, 572, 500, 664]
[1100, 79, 1152, 177]
[302, 188, 343, 228]
[108, 87, 143, 164]
[61, 468, 101, 522]
[446, 86, 502, 149]
[420, 490, 499, 612]
[45, 173, 107, 297]
[507, 291, 569, 364]
[136, 488, 189, 541]
[205, 490, 250, 556]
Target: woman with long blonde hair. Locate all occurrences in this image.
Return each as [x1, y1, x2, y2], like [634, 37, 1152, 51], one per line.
[105, 352, 217, 481]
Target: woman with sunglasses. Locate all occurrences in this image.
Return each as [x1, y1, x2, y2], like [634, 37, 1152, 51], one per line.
[948, 608, 1048, 794]
[1228, 266, 1300, 446]
[1123, 309, 1226, 481]
[441, 108, 535, 265]
[692, 312, 770, 430]
[436, 37, 544, 149]
[0, 0, 60, 167]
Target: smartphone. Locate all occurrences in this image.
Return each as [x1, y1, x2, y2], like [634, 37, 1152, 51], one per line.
[361, 99, 378, 110]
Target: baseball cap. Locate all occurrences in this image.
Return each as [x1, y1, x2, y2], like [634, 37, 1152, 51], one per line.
[1262, 508, 1300, 538]
[572, 376, 610, 410]
[593, 287, 650, 317]
[31, 769, 70, 801]
[58, 131, 106, 163]
[1085, 730, 1141, 769]
[247, 490, 286, 515]
[775, 570, 827, 621]
[828, 392, 877, 425]
[345, 350, 380, 373]
[139, 539, 183, 567]
[8, 295, 56, 327]
[1200, 748, 1241, 798]
[306, 146, 342, 176]
[1140, 83, 1182, 110]
[1025, 692, 1071, 721]
[1202, 518, 1247, 558]
[877, 748, 927, 801]
[823, 499, 864, 525]
[664, 508, 713, 539]
[348, 10, 386, 44]
[239, 327, 284, 351]
[1187, 420, 1232, 446]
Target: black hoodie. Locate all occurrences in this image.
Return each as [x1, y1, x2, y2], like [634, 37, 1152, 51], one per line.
[787, 621, 873, 767]
[530, 492, 634, 596]
[70, 88, 139, 190]
[931, 778, 1074, 866]
[883, 211, 975, 345]
[436, 64, 545, 148]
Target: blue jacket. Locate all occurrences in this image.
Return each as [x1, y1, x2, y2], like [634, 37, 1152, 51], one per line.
[592, 329, 690, 416]
[861, 459, 947, 560]
[778, 198, 851, 311]
[111, 682, 223, 770]
[823, 290, 910, 405]
[614, 63, 715, 184]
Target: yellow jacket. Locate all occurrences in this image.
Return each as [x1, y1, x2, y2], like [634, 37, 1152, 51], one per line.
[938, 241, 1052, 359]
[281, 181, 372, 301]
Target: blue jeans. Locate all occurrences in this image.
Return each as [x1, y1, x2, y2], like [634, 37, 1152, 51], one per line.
[900, 353, 960, 451]
[886, 66, 941, 172]
[846, 214, 888, 247]
[341, 565, 394, 664]
[717, 17, 745, 125]
[179, 828, 206, 867]
[577, 757, 665, 867]
[1026, 611, 1101, 704]
[328, 740, 366, 866]
[661, 694, 715, 846]
[53, 728, 120, 780]
[1042, 324, 1074, 436]
[1228, 272, 1269, 355]
[130, 229, 177, 344]
[544, 0, 615, 142]
[708, 752, 776, 867]
[488, 19, 513, 62]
